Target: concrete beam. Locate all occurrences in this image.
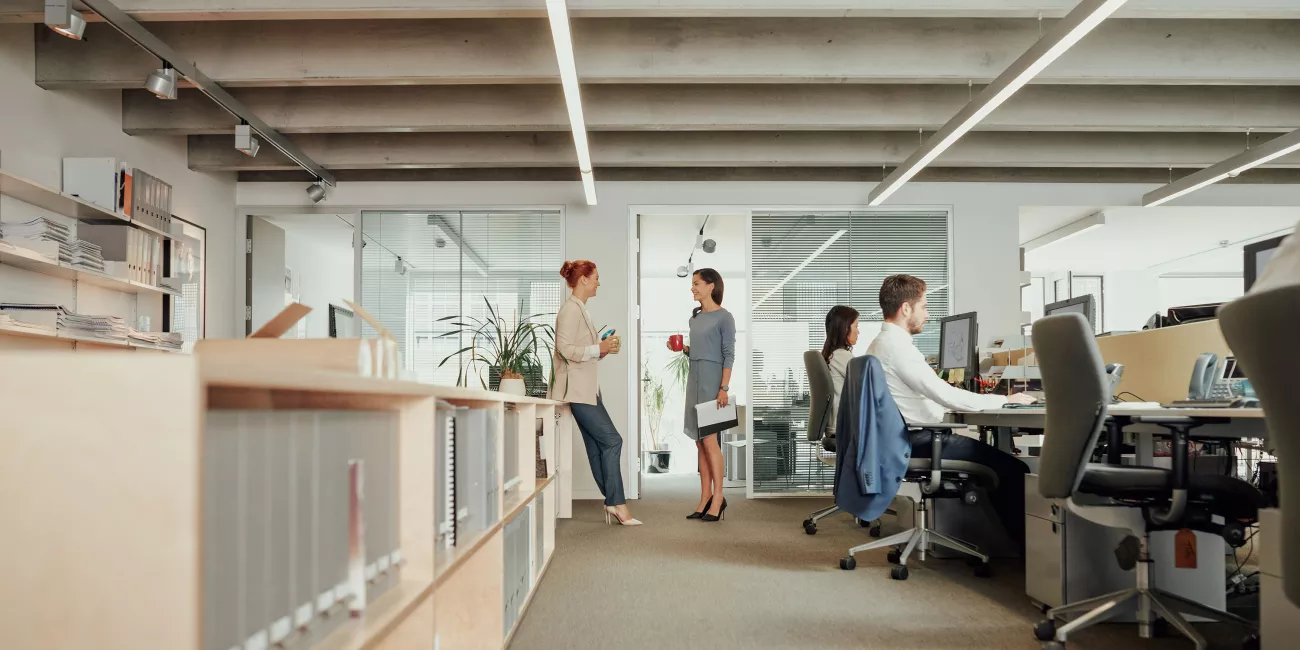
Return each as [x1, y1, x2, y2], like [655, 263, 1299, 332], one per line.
[123, 84, 1300, 135]
[186, 130, 1300, 172]
[38, 18, 1300, 88]
[6, 1, 1299, 21]
[235, 167, 1300, 184]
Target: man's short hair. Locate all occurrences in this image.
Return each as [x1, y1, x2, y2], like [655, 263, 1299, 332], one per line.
[879, 274, 927, 319]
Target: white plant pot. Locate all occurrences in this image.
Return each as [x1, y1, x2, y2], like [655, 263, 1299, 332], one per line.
[499, 377, 526, 396]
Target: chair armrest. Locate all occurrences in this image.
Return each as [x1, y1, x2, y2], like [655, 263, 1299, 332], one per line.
[1137, 416, 1197, 525]
[906, 423, 967, 431]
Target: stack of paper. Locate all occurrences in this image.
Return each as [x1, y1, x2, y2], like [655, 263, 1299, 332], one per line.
[128, 328, 184, 350]
[0, 303, 64, 332]
[59, 310, 128, 341]
[0, 217, 71, 261]
[69, 239, 105, 272]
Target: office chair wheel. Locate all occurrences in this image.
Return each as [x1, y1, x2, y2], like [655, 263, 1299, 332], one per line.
[1242, 632, 1260, 650]
[890, 565, 909, 581]
[886, 548, 902, 564]
[1033, 619, 1057, 642]
[803, 520, 817, 535]
[973, 561, 992, 578]
[839, 556, 857, 571]
[869, 524, 882, 538]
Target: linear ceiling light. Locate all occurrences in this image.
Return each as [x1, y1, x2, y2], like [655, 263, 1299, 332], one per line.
[867, 0, 1128, 207]
[546, 0, 597, 206]
[752, 229, 848, 310]
[1143, 128, 1300, 207]
[1021, 211, 1107, 252]
[44, 1, 85, 40]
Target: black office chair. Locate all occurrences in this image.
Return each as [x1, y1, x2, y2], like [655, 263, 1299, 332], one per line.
[1031, 313, 1261, 650]
[800, 350, 881, 536]
[1219, 284, 1300, 609]
[836, 355, 996, 581]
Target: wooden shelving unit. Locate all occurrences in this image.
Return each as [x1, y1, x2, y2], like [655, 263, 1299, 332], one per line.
[0, 351, 575, 650]
[0, 241, 179, 296]
[0, 169, 173, 238]
[1, 166, 186, 354]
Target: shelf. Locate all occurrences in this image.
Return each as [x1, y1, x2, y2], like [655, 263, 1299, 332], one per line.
[313, 576, 434, 650]
[0, 241, 179, 296]
[432, 474, 554, 590]
[0, 324, 184, 353]
[0, 170, 173, 239]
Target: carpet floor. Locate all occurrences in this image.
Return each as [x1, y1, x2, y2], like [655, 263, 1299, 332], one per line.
[507, 474, 1249, 650]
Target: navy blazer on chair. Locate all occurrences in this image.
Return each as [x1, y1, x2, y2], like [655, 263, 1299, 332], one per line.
[833, 355, 912, 522]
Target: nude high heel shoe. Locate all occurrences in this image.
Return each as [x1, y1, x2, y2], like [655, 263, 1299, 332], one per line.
[605, 505, 643, 526]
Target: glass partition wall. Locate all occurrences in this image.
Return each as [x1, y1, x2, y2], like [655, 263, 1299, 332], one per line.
[360, 211, 564, 393]
[749, 210, 951, 496]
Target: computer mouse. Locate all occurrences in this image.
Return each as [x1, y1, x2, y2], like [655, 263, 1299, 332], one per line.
[1230, 397, 1259, 408]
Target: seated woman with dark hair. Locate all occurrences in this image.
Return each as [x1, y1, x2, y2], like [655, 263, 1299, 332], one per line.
[821, 305, 860, 438]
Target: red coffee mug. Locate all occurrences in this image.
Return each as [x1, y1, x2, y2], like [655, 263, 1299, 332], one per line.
[668, 334, 684, 352]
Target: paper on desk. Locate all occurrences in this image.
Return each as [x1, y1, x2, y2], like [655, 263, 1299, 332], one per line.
[1110, 402, 1163, 410]
[695, 401, 739, 437]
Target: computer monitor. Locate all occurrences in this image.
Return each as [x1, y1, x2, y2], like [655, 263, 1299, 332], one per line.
[938, 311, 978, 373]
[1045, 295, 1095, 330]
[1244, 234, 1288, 291]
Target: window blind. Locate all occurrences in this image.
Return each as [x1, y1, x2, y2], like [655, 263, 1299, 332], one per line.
[360, 211, 564, 390]
[750, 210, 950, 495]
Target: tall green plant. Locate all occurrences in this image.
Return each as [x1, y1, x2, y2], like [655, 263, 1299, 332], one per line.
[641, 365, 668, 451]
[666, 351, 691, 391]
[437, 298, 557, 391]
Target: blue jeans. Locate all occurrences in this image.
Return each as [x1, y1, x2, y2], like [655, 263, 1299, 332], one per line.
[569, 395, 626, 506]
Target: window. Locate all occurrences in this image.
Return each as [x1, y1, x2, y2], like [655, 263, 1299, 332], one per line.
[1070, 274, 1104, 333]
[749, 210, 950, 496]
[360, 211, 564, 391]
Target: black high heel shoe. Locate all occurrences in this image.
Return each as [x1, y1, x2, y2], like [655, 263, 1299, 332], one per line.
[701, 497, 728, 522]
[687, 497, 713, 519]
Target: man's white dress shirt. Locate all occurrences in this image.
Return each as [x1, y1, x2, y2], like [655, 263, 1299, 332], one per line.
[865, 322, 1007, 425]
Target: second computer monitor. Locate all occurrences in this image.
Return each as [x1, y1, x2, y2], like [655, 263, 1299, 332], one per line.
[938, 311, 978, 373]
[1045, 295, 1096, 330]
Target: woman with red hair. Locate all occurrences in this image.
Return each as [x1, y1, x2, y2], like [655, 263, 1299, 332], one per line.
[551, 260, 641, 526]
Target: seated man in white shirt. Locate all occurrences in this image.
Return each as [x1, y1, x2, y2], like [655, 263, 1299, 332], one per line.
[865, 274, 1036, 549]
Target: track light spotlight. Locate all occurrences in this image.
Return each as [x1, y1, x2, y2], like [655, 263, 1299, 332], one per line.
[45, 1, 85, 40]
[676, 263, 693, 279]
[394, 257, 407, 276]
[702, 239, 717, 254]
[144, 63, 178, 100]
[235, 123, 260, 157]
[306, 180, 326, 204]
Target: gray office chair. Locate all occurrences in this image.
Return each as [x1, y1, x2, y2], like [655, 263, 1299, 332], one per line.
[800, 350, 881, 536]
[1219, 284, 1300, 608]
[1031, 313, 1261, 650]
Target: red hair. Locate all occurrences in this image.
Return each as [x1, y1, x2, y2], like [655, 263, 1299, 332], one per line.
[559, 260, 597, 287]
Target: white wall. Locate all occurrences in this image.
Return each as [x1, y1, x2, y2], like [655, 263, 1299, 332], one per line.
[1, 25, 237, 339]
[280, 228, 354, 338]
[239, 176, 1300, 499]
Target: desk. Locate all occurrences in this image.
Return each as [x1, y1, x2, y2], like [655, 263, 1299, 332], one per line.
[950, 406, 1268, 463]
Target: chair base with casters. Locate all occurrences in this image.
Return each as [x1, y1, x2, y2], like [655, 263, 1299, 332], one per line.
[1034, 499, 1259, 650]
[802, 435, 883, 536]
[838, 424, 998, 581]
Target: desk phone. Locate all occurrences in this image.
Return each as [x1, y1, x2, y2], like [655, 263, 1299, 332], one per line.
[1187, 353, 1247, 401]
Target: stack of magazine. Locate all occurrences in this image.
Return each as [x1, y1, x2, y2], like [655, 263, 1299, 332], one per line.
[0, 304, 127, 342]
[0, 218, 105, 272]
[127, 328, 184, 350]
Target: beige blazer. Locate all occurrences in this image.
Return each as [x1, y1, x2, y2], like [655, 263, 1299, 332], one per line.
[549, 294, 601, 405]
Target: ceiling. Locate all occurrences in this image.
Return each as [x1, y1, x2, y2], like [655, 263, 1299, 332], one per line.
[10, 1, 1300, 182]
[1021, 206, 1299, 273]
[639, 214, 746, 278]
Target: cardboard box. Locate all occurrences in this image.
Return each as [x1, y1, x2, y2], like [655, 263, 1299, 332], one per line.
[196, 300, 399, 378]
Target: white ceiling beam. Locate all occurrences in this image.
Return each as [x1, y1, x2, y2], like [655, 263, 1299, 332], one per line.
[868, 0, 1129, 206]
[37, 17, 1300, 88]
[1142, 128, 1300, 206]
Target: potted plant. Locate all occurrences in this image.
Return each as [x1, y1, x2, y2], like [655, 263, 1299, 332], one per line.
[437, 299, 556, 396]
[641, 365, 671, 473]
